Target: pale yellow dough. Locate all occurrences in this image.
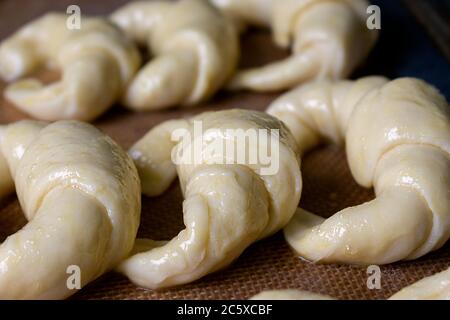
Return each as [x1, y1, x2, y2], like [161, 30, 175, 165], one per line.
[250, 289, 334, 300]
[0, 121, 141, 299]
[0, 14, 141, 121]
[111, 0, 239, 110]
[211, 0, 377, 91]
[251, 273, 450, 300]
[390, 267, 450, 300]
[267, 77, 450, 264]
[118, 109, 302, 289]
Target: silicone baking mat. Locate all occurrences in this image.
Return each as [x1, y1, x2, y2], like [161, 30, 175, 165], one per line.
[0, 0, 449, 300]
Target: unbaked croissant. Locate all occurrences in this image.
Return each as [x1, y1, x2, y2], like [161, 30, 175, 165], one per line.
[211, 0, 377, 91]
[0, 13, 141, 121]
[252, 271, 450, 300]
[110, 0, 239, 111]
[0, 120, 141, 299]
[389, 267, 450, 300]
[267, 76, 450, 264]
[118, 109, 302, 289]
[250, 289, 334, 300]
[251, 273, 450, 300]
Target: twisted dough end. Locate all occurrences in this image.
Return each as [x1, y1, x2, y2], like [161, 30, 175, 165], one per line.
[389, 267, 450, 300]
[129, 119, 190, 197]
[268, 77, 450, 265]
[120, 109, 302, 289]
[118, 164, 270, 289]
[0, 13, 67, 81]
[223, 0, 377, 91]
[0, 14, 141, 121]
[110, 1, 173, 46]
[0, 120, 141, 299]
[113, 0, 239, 111]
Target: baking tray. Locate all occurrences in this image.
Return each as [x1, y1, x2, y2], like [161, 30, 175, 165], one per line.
[0, 0, 449, 300]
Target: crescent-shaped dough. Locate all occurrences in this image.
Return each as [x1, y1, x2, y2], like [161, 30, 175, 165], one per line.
[250, 289, 334, 300]
[0, 13, 141, 121]
[118, 109, 302, 289]
[389, 267, 450, 300]
[267, 77, 450, 264]
[0, 121, 141, 299]
[111, 0, 239, 111]
[211, 0, 377, 91]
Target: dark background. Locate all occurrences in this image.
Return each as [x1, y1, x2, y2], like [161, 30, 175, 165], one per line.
[357, 0, 450, 99]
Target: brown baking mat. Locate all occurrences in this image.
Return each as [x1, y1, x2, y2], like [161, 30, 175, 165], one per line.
[403, 0, 450, 62]
[0, 0, 449, 300]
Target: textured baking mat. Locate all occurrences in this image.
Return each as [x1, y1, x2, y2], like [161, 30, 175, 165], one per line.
[0, 0, 449, 300]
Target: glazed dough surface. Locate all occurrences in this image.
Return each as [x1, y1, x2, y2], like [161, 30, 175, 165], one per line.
[390, 267, 450, 300]
[211, 0, 377, 91]
[267, 77, 450, 264]
[119, 109, 302, 289]
[0, 121, 141, 299]
[0, 14, 141, 121]
[111, 0, 239, 110]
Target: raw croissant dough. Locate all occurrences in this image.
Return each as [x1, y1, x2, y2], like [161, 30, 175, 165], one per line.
[211, 0, 377, 91]
[0, 13, 141, 121]
[251, 271, 450, 300]
[111, 0, 239, 110]
[0, 121, 141, 299]
[118, 109, 302, 289]
[389, 267, 450, 300]
[267, 77, 450, 264]
[250, 289, 334, 300]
